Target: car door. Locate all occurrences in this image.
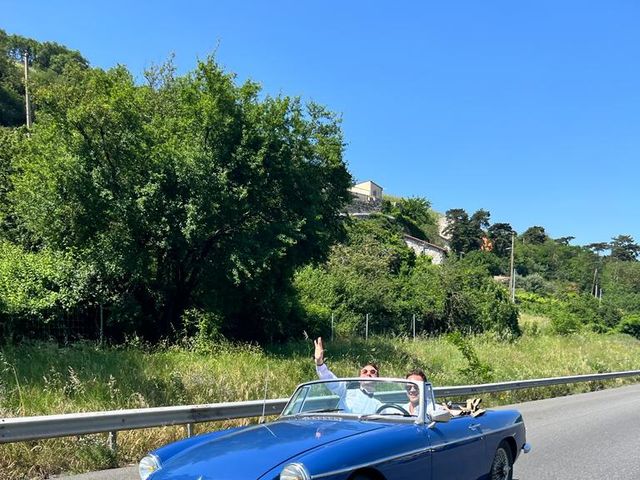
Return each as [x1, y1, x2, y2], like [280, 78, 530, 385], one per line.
[427, 415, 486, 479]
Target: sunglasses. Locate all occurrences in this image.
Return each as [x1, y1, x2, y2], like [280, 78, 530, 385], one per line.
[360, 368, 378, 375]
[405, 384, 419, 393]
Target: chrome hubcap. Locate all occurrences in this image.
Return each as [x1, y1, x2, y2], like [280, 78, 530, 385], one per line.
[491, 448, 511, 480]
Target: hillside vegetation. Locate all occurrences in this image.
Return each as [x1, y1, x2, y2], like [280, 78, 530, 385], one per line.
[1, 29, 640, 480]
[2, 30, 640, 347]
[0, 29, 88, 127]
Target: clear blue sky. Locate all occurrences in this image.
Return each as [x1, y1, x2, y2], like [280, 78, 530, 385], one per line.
[4, 1, 639, 246]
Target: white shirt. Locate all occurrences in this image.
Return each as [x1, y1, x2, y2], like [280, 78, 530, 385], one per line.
[403, 393, 440, 417]
[316, 363, 382, 414]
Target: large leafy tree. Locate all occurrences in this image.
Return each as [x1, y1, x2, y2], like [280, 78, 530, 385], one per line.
[521, 226, 548, 244]
[11, 58, 352, 340]
[444, 208, 490, 255]
[487, 222, 515, 257]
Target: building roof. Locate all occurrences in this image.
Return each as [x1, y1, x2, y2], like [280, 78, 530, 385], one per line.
[402, 234, 448, 253]
[352, 180, 383, 190]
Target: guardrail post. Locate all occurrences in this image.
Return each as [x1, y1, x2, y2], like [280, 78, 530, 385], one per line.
[185, 423, 194, 438]
[107, 430, 117, 453]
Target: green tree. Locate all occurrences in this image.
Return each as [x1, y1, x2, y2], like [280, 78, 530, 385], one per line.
[487, 222, 515, 257]
[601, 261, 640, 313]
[610, 235, 640, 262]
[10, 58, 351, 341]
[0, 127, 20, 239]
[471, 209, 491, 232]
[294, 216, 414, 335]
[586, 242, 610, 257]
[0, 29, 89, 127]
[514, 236, 598, 293]
[0, 240, 90, 340]
[619, 314, 640, 339]
[381, 196, 437, 241]
[459, 250, 506, 276]
[444, 208, 470, 255]
[554, 236, 575, 246]
[440, 259, 519, 336]
[521, 226, 548, 245]
[444, 208, 490, 255]
[0, 30, 25, 126]
[294, 217, 519, 338]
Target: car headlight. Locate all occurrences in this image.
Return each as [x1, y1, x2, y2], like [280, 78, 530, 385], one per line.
[139, 454, 161, 480]
[280, 462, 311, 480]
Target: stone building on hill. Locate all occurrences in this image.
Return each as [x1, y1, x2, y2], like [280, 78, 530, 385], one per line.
[403, 234, 448, 265]
[345, 180, 449, 264]
[345, 180, 384, 215]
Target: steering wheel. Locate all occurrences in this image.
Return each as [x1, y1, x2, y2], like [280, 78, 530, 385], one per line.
[375, 403, 411, 416]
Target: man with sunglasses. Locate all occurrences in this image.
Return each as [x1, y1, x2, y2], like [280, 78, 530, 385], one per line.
[404, 369, 429, 416]
[404, 368, 446, 419]
[313, 337, 382, 414]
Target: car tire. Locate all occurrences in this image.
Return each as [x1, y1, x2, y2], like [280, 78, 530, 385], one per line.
[489, 441, 514, 480]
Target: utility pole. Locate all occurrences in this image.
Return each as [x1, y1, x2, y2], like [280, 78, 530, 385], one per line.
[509, 231, 516, 302]
[23, 51, 32, 128]
[365, 313, 369, 340]
[598, 286, 602, 305]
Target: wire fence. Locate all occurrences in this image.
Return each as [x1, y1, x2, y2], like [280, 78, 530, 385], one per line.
[339, 313, 434, 341]
[3, 309, 433, 345]
[1, 306, 104, 343]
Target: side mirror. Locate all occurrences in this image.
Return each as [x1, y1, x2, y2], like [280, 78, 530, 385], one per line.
[429, 408, 452, 425]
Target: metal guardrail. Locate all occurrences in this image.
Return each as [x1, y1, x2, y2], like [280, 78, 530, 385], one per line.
[1, 370, 639, 446]
[435, 370, 640, 396]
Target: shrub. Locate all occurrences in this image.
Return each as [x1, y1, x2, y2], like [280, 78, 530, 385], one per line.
[459, 250, 507, 276]
[181, 308, 223, 352]
[0, 241, 90, 341]
[518, 273, 553, 296]
[550, 312, 582, 335]
[447, 332, 493, 383]
[619, 314, 640, 339]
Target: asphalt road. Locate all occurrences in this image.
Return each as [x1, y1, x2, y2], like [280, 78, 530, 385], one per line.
[508, 382, 640, 480]
[59, 383, 640, 480]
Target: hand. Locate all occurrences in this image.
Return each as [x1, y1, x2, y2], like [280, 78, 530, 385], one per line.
[314, 337, 324, 366]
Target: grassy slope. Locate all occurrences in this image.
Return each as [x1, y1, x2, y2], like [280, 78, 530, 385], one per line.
[1, 316, 639, 478]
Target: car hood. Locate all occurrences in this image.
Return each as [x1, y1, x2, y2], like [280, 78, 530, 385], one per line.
[151, 418, 386, 480]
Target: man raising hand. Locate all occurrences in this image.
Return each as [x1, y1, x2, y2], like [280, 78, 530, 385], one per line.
[313, 337, 381, 413]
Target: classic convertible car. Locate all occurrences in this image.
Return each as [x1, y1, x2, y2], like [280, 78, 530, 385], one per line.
[139, 378, 530, 479]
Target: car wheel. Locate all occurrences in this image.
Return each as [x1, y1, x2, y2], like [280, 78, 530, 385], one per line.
[489, 441, 514, 480]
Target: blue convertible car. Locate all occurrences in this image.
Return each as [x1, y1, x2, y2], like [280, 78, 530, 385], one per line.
[139, 378, 530, 480]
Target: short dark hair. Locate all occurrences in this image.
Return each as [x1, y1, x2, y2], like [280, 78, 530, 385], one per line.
[362, 362, 380, 376]
[406, 368, 427, 381]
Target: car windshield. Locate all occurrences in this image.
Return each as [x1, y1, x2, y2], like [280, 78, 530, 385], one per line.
[281, 378, 435, 422]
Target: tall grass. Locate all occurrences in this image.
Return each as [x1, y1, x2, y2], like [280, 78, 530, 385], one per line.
[1, 325, 639, 479]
